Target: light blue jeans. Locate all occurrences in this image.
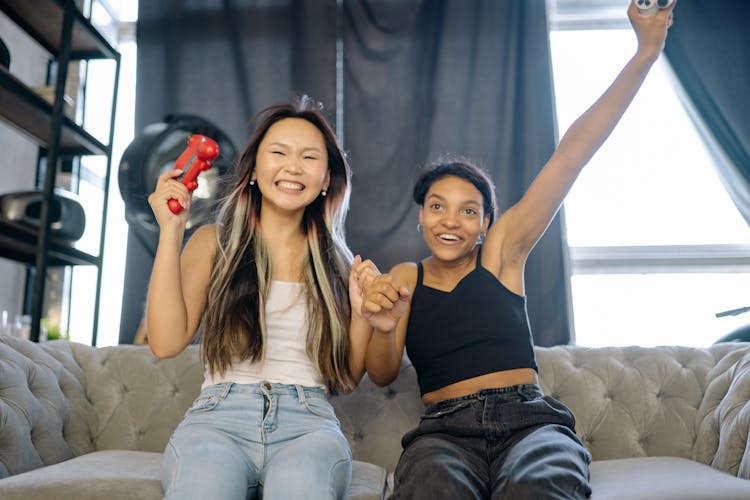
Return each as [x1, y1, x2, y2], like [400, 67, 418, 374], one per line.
[162, 381, 352, 499]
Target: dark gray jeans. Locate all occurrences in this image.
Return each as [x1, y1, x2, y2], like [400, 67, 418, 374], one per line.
[391, 384, 592, 500]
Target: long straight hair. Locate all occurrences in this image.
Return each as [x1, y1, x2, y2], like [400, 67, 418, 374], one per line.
[202, 96, 355, 392]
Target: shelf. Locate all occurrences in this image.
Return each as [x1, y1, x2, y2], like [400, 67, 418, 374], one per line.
[1, 0, 120, 344]
[0, 219, 99, 266]
[0, 0, 118, 60]
[0, 66, 108, 156]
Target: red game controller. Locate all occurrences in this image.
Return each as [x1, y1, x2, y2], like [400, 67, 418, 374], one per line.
[167, 134, 220, 214]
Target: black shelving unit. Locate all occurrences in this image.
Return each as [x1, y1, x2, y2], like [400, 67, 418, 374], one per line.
[0, 0, 120, 344]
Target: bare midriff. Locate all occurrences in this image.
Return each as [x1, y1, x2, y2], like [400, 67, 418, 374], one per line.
[421, 368, 539, 405]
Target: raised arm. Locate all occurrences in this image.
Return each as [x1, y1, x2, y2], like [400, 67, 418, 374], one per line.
[360, 263, 414, 386]
[485, 2, 674, 276]
[145, 169, 217, 358]
[345, 255, 376, 388]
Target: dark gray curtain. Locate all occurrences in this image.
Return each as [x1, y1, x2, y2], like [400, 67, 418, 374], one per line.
[664, 0, 750, 224]
[125, 0, 569, 346]
[344, 0, 567, 346]
[135, 0, 338, 151]
[122, 0, 337, 343]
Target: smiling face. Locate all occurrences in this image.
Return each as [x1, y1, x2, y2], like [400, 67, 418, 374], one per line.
[252, 117, 330, 216]
[419, 175, 490, 262]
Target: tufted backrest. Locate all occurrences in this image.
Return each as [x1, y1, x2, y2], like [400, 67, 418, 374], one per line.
[3, 336, 750, 482]
[0, 336, 97, 479]
[66, 343, 203, 452]
[332, 356, 423, 472]
[332, 343, 750, 478]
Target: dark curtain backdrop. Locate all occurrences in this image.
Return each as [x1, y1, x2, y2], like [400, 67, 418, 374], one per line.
[122, 0, 338, 343]
[124, 0, 570, 346]
[664, 0, 750, 224]
[343, 0, 567, 346]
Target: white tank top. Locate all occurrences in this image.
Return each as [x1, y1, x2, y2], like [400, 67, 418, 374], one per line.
[202, 281, 326, 390]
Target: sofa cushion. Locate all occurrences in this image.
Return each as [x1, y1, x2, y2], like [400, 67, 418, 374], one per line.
[347, 460, 388, 500]
[0, 336, 96, 478]
[0, 450, 385, 500]
[0, 450, 162, 500]
[590, 456, 750, 499]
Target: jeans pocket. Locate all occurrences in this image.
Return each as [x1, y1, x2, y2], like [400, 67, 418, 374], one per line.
[186, 384, 230, 415]
[303, 396, 339, 424]
[421, 400, 473, 420]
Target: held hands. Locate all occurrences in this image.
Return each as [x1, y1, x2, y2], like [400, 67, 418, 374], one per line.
[349, 256, 380, 320]
[358, 272, 410, 333]
[628, 0, 675, 58]
[148, 169, 191, 230]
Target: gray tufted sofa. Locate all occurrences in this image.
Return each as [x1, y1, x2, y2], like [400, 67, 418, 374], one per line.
[2, 334, 750, 499]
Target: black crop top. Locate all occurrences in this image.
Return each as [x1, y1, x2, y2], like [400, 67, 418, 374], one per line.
[405, 248, 538, 396]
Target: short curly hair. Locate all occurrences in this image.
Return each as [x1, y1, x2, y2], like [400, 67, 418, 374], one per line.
[412, 158, 497, 225]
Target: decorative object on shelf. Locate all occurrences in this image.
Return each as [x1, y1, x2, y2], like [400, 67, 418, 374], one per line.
[118, 115, 236, 233]
[32, 85, 76, 118]
[0, 188, 86, 241]
[12, 314, 31, 340]
[0, 37, 9, 69]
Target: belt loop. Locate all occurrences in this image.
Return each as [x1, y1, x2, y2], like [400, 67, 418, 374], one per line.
[516, 385, 526, 400]
[295, 384, 306, 404]
[220, 382, 233, 398]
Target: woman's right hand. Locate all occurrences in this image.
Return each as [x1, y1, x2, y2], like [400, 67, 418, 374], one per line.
[147, 169, 190, 230]
[628, 0, 674, 59]
[359, 273, 410, 333]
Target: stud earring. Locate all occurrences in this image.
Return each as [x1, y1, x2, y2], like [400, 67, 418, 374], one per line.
[249, 179, 256, 186]
[321, 189, 327, 197]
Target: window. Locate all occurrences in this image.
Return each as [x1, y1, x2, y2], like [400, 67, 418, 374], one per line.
[548, 3, 750, 347]
[68, 0, 138, 346]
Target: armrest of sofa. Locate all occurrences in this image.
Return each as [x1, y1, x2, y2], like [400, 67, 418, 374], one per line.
[693, 344, 750, 479]
[0, 336, 96, 478]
